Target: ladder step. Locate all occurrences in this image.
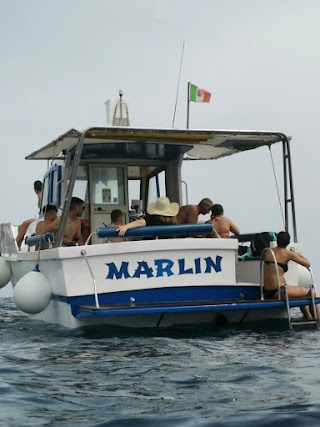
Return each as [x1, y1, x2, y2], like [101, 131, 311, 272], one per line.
[291, 319, 319, 326]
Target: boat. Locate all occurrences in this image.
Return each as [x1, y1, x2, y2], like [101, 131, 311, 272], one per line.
[0, 94, 318, 330]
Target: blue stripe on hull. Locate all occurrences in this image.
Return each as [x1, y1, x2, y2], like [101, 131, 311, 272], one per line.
[48, 286, 320, 325]
[73, 298, 320, 318]
[52, 285, 261, 308]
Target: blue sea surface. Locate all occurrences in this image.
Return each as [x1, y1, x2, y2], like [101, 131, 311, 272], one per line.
[1, 297, 320, 426]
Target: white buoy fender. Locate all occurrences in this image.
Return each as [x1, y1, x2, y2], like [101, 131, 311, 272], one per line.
[0, 257, 11, 288]
[13, 265, 52, 314]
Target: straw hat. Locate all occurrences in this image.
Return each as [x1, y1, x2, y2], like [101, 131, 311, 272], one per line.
[147, 197, 179, 217]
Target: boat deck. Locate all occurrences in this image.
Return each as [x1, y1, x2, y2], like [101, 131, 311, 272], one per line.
[74, 297, 320, 318]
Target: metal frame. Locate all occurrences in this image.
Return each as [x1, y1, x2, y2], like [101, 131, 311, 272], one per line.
[55, 128, 95, 247]
[283, 136, 297, 241]
[54, 128, 298, 247]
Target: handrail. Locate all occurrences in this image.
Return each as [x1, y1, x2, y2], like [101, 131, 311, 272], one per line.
[231, 232, 277, 243]
[181, 180, 189, 204]
[231, 233, 256, 242]
[307, 267, 319, 324]
[25, 233, 55, 247]
[55, 127, 97, 247]
[81, 249, 100, 308]
[85, 231, 97, 246]
[96, 223, 214, 239]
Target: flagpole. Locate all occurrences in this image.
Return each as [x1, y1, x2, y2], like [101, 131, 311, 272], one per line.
[187, 81, 190, 129]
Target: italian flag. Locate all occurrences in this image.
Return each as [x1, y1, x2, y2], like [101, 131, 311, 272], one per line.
[189, 83, 211, 103]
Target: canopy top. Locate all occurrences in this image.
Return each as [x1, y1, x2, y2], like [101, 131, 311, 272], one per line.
[25, 127, 287, 161]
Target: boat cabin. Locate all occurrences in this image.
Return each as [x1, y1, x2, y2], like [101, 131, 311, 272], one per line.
[26, 127, 296, 246]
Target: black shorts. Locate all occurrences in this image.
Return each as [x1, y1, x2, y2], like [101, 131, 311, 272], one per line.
[263, 286, 286, 300]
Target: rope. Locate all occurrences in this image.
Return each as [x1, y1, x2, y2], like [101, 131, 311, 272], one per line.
[172, 40, 185, 128]
[268, 146, 286, 228]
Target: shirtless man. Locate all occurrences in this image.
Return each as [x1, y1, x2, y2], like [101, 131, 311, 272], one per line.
[103, 209, 128, 243]
[35, 205, 58, 235]
[34, 180, 42, 208]
[176, 198, 213, 224]
[16, 180, 43, 249]
[43, 197, 85, 246]
[34, 205, 58, 249]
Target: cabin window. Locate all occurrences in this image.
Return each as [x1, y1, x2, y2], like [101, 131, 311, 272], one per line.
[91, 166, 125, 205]
[128, 180, 141, 206]
[41, 164, 63, 210]
[51, 167, 62, 207]
[73, 179, 88, 203]
[41, 178, 49, 210]
[147, 171, 166, 204]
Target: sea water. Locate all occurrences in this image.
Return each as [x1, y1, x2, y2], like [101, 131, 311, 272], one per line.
[0, 297, 320, 427]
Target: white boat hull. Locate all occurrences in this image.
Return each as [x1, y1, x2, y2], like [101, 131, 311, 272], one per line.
[1, 236, 313, 330]
[25, 296, 289, 329]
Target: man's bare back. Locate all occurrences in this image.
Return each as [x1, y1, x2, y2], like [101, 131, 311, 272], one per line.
[63, 217, 82, 246]
[36, 218, 55, 235]
[45, 216, 82, 246]
[35, 205, 58, 236]
[176, 198, 213, 224]
[176, 205, 199, 224]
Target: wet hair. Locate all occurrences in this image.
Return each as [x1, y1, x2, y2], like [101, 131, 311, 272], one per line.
[211, 204, 224, 217]
[34, 180, 42, 192]
[159, 215, 177, 225]
[111, 209, 124, 223]
[70, 197, 84, 210]
[42, 204, 58, 215]
[199, 198, 213, 208]
[277, 231, 290, 248]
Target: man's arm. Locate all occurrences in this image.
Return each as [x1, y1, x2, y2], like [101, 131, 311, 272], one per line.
[42, 217, 60, 233]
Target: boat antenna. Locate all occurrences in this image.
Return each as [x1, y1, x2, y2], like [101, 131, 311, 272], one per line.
[172, 40, 185, 128]
[111, 90, 130, 126]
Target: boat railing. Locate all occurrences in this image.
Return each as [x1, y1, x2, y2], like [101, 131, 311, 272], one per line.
[95, 223, 214, 240]
[85, 232, 97, 246]
[0, 223, 19, 256]
[25, 233, 55, 251]
[84, 223, 217, 245]
[80, 249, 100, 308]
[232, 233, 256, 243]
[305, 267, 319, 324]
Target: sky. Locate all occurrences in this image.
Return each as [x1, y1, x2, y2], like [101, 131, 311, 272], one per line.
[1, 0, 319, 277]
